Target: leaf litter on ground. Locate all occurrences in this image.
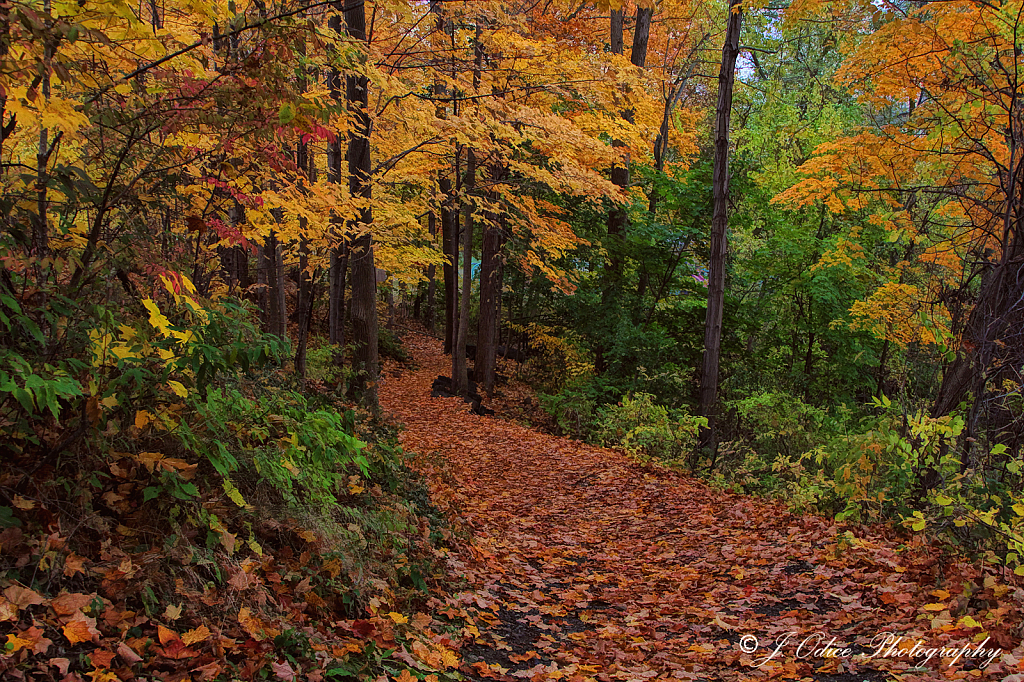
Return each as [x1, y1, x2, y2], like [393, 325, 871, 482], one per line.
[380, 331, 1024, 682]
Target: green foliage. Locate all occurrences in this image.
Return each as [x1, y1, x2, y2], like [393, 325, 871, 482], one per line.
[378, 327, 410, 363]
[539, 385, 598, 440]
[595, 393, 706, 464]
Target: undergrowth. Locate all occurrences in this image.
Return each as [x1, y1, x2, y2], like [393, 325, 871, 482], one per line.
[0, 283, 466, 681]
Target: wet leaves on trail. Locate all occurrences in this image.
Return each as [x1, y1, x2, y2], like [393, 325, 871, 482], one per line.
[381, 333, 1024, 682]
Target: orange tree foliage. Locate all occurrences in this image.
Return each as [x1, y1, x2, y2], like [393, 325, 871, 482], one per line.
[774, 0, 1024, 390]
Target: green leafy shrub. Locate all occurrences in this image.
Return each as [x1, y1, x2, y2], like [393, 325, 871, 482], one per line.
[595, 392, 706, 463]
[539, 386, 597, 440]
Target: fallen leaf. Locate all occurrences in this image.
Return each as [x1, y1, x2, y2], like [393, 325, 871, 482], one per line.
[158, 624, 180, 645]
[12, 495, 35, 510]
[117, 641, 143, 664]
[63, 611, 100, 644]
[182, 625, 211, 646]
[63, 553, 87, 578]
[51, 592, 94, 617]
[89, 650, 116, 668]
[4, 584, 44, 608]
[272, 659, 296, 681]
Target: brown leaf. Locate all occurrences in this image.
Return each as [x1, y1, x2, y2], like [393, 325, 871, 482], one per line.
[271, 659, 296, 681]
[4, 584, 44, 608]
[63, 553, 87, 578]
[21, 626, 52, 654]
[0, 597, 17, 621]
[51, 592, 94, 617]
[50, 658, 71, 675]
[89, 650, 116, 668]
[192, 661, 224, 681]
[117, 641, 143, 664]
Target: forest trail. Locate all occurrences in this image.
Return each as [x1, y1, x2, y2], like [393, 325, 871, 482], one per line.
[379, 333, 1019, 682]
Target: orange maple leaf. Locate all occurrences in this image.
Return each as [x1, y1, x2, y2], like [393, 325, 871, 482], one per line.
[63, 611, 100, 645]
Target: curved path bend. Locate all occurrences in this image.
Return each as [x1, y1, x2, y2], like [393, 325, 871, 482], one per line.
[379, 332, 1022, 682]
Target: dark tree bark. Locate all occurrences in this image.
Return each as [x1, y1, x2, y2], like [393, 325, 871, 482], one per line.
[452, 148, 474, 396]
[425, 211, 437, 331]
[295, 114, 315, 377]
[327, 8, 347, 353]
[476, 182, 505, 396]
[698, 0, 743, 452]
[441, 176, 457, 354]
[262, 229, 287, 338]
[431, 0, 457, 355]
[344, 0, 379, 408]
[453, 23, 484, 397]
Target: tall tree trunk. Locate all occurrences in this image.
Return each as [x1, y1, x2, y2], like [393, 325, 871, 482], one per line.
[476, 183, 505, 397]
[329, 245, 348, 346]
[454, 22, 484, 397]
[453, 148, 476, 396]
[441, 177, 456, 354]
[295, 98, 315, 377]
[698, 0, 743, 452]
[263, 230, 287, 338]
[327, 5, 347, 355]
[432, 0, 457, 355]
[345, 0, 379, 408]
[426, 212, 437, 332]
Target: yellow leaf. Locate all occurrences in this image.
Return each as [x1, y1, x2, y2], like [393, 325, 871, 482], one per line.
[922, 603, 946, 611]
[101, 395, 119, 409]
[163, 604, 182, 621]
[12, 495, 35, 510]
[181, 625, 211, 645]
[223, 479, 248, 508]
[957, 615, 981, 628]
[134, 410, 152, 429]
[142, 298, 172, 337]
[6, 632, 33, 653]
[167, 381, 188, 398]
[388, 612, 409, 624]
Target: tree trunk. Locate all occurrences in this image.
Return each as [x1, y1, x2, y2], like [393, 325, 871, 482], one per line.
[327, 7, 347, 356]
[698, 0, 743, 452]
[441, 178, 457, 354]
[453, 148, 476, 396]
[295, 105, 315, 377]
[426, 212, 437, 332]
[345, 0, 379, 408]
[263, 230, 287, 338]
[432, 0, 457, 355]
[476, 188, 505, 397]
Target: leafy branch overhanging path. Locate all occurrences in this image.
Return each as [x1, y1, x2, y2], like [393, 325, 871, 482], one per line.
[380, 334, 1024, 682]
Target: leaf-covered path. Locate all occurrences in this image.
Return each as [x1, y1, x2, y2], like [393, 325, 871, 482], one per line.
[380, 334, 1023, 682]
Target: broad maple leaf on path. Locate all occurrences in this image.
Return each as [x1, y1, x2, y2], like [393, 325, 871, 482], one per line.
[379, 332, 1024, 682]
